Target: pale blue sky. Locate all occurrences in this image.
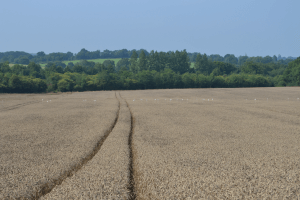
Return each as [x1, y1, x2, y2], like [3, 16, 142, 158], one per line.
[0, 0, 299, 57]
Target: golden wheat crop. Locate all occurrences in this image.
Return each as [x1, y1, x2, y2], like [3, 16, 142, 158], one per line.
[122, 87, 300, 199]
[1, 87, 300, 199]
[0, 91, 119, 199]
[41, 92, 132, 199]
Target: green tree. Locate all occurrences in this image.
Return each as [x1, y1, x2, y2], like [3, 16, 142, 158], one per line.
[169, 50, 190, 74]
[194, 53, 202, 73]
[116, 58, 130, 71]
[209, 54, 224, 62]
[212, 61, 237, 75]
[37, 51, 46, 57]
[67, 62, 74, 67]
[103, 60, 115, 68]
[130, 50, 138, 73]
[182, 73, 196, 88]
[282, 57, 300, 86]
[198, 74, 211, 88]
[57, 78, 74, 92]
[238, 55, 248, 66]
[9, 75, 22, 92]
[262, 56, 273, 64]
[0, 56, 9, 63]
[138, 50, 147, 71]
[194, 53, 211, 75]
[33, 78, 47, 92]
[56, 66, 64, 73]
[64, 66, 72, 73]
[224, 54, 238, 65]
[0, 62, 11, 73]
[138, 70, 154, 89]
[27, 62, 41, 73]
[106, 64, 115, 73]
[18, 56, 30, 65]
[241, 61, 264, 74]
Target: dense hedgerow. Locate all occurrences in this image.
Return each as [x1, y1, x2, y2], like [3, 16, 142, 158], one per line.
[1, 55, 299, 93]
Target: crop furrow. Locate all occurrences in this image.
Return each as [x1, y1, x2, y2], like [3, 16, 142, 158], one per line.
[121, 93, 137, 200]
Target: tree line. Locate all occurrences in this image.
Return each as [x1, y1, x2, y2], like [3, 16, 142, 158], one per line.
[0, 49, 299, 93]
[0, 49, 148, 64]
[0, 49, 296, 66]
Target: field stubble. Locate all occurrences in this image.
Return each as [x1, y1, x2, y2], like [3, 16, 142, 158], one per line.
[122, 87, 300, 199]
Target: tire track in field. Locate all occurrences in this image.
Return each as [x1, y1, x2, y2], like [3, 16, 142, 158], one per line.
[0, 100, 40, 112]
[26, 92, 121, 200]
[120, 93, 137, 200]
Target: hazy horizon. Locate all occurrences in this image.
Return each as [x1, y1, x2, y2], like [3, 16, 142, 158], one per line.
[1, 0, 299, 57]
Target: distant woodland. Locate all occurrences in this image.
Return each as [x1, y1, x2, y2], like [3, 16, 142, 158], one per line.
[0, 49, 299, 93]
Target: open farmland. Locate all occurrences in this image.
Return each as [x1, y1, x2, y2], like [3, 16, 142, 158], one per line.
[40, 93, 133, 199]
[121, 87, 300, 199]
[0, 91, 120, 199]
[1, 87, 300, 199]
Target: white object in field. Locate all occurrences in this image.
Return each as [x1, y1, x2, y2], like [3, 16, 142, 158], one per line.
[165, 99, 166, 100]
[208, 99, 209, 101]
[155, 99, 156, 100]
[47, 101, 48, 103]
[254, 99, 256, 100]
[133, 100, 135, 101]
[50, 100, 51, 101]
[42, 99, 43, 101]
[297, 98, 299, 100]
[212, 98, 213, 101]
[94, 100, 96, 101]
[182, 99, 183, 100]
[170, 99, 172, 101]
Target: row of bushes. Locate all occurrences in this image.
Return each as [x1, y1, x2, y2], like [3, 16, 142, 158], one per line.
[0, 70, 275, 93]
[0, 74, 47, 93]
[45, 71, 272, 93]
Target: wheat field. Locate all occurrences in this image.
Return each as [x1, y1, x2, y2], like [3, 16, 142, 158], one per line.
[122, 87, 300, 199]
[0, 91, 119, 199]
[1, 87, 300, 199]
[40, 92, 132, 199]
